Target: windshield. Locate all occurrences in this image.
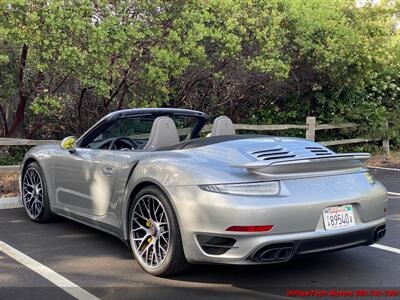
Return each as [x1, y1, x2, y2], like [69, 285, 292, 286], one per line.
[86, 115, 199, 150]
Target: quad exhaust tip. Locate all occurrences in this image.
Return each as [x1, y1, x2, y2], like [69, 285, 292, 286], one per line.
[374, 225, 386, 242]
[252, 243, 294, 262]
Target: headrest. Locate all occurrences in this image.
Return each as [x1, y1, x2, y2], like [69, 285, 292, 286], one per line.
[144, 116, 180, 150]
[210, 116, 236, 136]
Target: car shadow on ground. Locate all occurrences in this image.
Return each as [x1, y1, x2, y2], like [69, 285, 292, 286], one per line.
[165, 245, 396, 297]
[1, 208, 396, 300]
[0, 208, 132, 261]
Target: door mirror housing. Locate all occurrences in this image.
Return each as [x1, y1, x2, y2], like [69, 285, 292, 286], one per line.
[60, 136, 76, 152]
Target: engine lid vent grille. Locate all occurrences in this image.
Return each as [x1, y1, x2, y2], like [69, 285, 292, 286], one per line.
[305, 146, 333, 156]
[250, 148, 296, 161]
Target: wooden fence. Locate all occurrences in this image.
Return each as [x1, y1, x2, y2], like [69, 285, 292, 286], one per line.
[0, 116, 389, 172]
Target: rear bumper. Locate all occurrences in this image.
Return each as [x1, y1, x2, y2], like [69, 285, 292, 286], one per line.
[295, 223, 385, 255]
[165, 173, 388, 264]
[186, 220, 386, 265]
[250, 223, 386, 263]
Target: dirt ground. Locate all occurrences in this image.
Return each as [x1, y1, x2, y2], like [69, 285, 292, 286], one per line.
[0, 172, 18, 198]
[0, 152, 399, 198]
[367, 151, 400, 168]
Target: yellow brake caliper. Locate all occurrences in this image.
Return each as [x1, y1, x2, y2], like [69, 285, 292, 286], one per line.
[146, 219, 153, 244]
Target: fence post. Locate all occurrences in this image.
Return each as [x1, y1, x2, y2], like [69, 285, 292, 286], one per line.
[306, 116, 316, 141]
[382, 120, 390, 156]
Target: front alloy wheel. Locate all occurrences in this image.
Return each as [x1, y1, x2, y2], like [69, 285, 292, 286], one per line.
[22, 162, 53, 222]
[129, 186, 189, 276]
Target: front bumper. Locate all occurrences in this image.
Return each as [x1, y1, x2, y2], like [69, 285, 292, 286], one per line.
[165, 172, 388, 264]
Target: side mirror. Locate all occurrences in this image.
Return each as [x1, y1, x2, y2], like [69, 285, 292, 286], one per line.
[60, 136, 76, 152]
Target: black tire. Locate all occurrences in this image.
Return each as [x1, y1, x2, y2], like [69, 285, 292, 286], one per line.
[128, 185, 190, 276]
[22, 162, 54, 223]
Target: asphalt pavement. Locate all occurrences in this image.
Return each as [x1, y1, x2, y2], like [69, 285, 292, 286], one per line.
[0, 168, 399, 300]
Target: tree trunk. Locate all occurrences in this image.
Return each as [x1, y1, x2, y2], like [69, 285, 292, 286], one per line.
[8, 44, 29, 137]
[117, 81, 128, 109]
[0, 104, 8, 136]
[77, 87, 87, 135]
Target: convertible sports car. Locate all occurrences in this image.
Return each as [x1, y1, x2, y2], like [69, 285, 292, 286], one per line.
[19, 108, 387, 276]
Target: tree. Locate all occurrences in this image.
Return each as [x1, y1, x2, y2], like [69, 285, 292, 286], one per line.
[0, 0, 398, 144]
[0, 0, 94, 136]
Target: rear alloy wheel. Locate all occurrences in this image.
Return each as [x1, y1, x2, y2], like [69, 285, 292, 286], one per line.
[129, 186, 190, 276]
[22, 162, 54, 222]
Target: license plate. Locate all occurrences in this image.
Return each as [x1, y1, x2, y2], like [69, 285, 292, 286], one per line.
[323, 205, 355, 230]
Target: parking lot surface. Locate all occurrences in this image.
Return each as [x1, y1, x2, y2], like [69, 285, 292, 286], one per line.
[0, 168, 399, 300]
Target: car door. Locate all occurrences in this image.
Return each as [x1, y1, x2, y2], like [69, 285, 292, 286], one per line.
[53, 147, 126, 216]
[52, 115, 154, 216]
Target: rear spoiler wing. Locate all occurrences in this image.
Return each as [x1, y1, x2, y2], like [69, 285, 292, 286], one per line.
[231, 153, 371, 175]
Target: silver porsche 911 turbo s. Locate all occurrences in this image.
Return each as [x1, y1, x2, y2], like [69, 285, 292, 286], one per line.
[19, 108, 387, 276]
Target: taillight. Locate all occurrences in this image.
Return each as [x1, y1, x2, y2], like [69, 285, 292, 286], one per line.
[226, 225, 273, 232]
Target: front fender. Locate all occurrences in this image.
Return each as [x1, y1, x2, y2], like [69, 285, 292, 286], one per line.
[19, 145, 57, 201]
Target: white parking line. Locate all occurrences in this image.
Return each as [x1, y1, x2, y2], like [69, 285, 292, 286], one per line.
[0, 197, 22, 209]
[370, 243, 400, 255]
[368, 166, 400, 171]
[388, 192, 400, 197]
[0, 241, 99, 300]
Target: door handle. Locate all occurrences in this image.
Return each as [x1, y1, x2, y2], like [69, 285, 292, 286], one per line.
[102, 166, 114, 176]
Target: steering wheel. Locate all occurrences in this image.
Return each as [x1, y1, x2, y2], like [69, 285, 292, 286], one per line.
[108, 137, 138, 150]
